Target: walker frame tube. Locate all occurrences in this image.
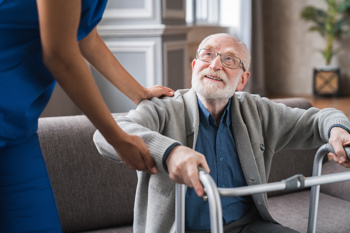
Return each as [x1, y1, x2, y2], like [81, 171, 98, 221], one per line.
[175, 144, 350, 233]
[175, 184, 186, 233]
[307, 144, 350, 233]
[199, 169, 223, 233]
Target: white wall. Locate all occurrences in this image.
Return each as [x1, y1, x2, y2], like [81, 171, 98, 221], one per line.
[262, 0, 350, 96]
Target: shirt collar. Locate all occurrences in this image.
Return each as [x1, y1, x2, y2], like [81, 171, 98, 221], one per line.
[197, 97, 232, 127]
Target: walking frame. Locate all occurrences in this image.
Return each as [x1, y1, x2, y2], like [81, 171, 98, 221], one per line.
[175, 144, 350, 233]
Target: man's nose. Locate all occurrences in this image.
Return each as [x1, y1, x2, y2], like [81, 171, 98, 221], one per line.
[209, 55, 223, 70]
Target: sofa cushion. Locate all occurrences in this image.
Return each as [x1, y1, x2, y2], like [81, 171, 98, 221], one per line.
[321, 160, 350, 202]
[268, 148, 317, 197]
[38, 115, 137, 233]
[269, 190, 350, 233]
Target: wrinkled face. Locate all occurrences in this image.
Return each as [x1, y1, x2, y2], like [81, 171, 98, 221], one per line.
[191, 34, 248, 100]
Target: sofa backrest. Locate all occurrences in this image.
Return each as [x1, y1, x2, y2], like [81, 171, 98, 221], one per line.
[38, 115, 137, 232]
[38, 97, 317, 231]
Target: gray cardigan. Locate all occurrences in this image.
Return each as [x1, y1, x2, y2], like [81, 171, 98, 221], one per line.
[93, 89, 350, 233]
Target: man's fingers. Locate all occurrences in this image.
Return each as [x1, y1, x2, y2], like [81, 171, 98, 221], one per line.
[166, 146, 208, 196]
[332, 142, 347, 162]
[193, 182, 204, 197]
[328, 152, 339, 162]
[340, 161, 350, 168]
[188, 169, 204, 197]
[199, 158, 210, 174]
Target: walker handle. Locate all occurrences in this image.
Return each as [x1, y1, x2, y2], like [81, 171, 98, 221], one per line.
[324, 143, 350, 159]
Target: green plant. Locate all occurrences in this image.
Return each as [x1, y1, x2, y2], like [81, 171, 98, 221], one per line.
[301, 0, 350, 65]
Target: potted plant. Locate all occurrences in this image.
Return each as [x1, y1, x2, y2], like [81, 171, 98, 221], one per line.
[301, 0, 350, 96]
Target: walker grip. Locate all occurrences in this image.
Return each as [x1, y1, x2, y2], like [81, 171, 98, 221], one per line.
[325, 144, 350, 159]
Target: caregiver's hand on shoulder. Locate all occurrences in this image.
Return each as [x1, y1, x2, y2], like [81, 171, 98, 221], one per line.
[144, 85, 174, 100]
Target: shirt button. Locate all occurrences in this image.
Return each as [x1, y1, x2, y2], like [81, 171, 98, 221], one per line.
[222, 185, 226, 188]
[220, 157, 224, 161]
[218, 130, 221, 134]
[260, 144, 265, 151]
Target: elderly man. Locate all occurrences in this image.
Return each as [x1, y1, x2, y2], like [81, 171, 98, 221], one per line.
[94, 33, 350, 233]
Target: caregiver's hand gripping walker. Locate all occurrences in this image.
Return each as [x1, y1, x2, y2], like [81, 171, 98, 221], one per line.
[175, 144, 350, 233]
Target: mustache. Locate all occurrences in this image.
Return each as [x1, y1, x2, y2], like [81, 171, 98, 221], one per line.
[197, 68, 228, 82]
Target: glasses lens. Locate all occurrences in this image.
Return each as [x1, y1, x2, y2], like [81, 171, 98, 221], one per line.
[221, 54, 240, 69]
[197, 49, 243, 70]
[197, 49, 215, 62]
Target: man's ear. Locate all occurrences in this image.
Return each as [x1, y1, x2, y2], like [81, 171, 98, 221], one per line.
[191, 59, 196, 70]
[236, 71, 250, 91]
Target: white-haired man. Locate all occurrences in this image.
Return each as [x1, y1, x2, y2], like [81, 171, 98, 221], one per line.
[94, 33, 350, 233]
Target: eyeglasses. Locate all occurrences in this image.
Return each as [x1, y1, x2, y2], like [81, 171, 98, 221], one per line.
[196, 48, 246, 71]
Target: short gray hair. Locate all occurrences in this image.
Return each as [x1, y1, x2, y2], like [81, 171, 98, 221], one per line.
[197, 33, 251, 71]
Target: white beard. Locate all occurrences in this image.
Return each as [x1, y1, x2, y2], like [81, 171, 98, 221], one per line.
[191, 68, 238, 100]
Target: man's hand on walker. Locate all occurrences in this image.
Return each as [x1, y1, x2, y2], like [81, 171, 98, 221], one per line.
[328, 127, 350, 168]
[166, 146, 210, 197]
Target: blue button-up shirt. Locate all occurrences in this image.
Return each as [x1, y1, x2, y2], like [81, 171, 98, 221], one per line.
[185, 98, 253, 231]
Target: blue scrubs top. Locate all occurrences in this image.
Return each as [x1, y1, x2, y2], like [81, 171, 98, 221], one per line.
[0, 0, 107, 140]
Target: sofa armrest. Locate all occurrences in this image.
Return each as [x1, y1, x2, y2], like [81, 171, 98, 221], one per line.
[38, 115, 136, 232]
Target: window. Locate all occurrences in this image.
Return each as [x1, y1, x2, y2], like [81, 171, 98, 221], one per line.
[186, 0, 241, 30]
[186, 0, 251, 50]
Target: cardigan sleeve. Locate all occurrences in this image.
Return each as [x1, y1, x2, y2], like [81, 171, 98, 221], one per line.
[93, 96, 185, 173]
[256, 95, 350, 153]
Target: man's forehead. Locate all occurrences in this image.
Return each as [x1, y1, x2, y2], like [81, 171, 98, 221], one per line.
[202, 35, 240, 54]
[204, 44, 239, 55]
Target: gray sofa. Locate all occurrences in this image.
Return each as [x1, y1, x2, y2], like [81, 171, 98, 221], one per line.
[38, 97, 350, 233]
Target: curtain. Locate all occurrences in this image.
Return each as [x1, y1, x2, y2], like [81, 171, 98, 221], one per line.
[240, 0, 266, 95]
[239, 0, 252, 51]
